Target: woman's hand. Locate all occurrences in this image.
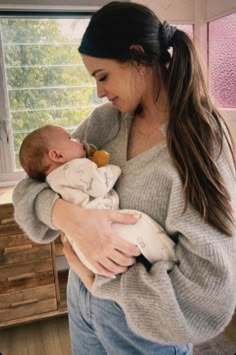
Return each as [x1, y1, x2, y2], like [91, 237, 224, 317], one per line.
[52, 199, 141, 278]
[61, 234, 95, 292]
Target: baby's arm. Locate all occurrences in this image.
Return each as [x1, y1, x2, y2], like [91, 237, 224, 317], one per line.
[66, 159, 121, 197]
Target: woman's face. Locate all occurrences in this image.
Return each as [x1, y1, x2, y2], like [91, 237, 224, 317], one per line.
[82, 55, 146, 113]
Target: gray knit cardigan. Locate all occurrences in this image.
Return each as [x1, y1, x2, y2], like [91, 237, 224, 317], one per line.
[13, 103, 236, 345]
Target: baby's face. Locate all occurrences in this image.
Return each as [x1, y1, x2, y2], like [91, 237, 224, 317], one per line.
[52, 126, 86, 161]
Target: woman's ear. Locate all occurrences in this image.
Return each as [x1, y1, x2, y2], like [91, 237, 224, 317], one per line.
[129, 44, 145, 75]
[48, 149, 66, 163]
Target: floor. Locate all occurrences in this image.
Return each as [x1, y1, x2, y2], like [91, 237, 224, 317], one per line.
[224, 311, 236, 346]
[0, 316, 71, 355]
[0, 312, 235, 355]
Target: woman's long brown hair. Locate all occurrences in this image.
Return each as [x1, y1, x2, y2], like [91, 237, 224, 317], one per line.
[78, 1, 235, 236]
[166, 30, 235, 236]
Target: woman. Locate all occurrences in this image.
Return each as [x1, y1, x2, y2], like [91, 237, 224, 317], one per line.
[13, 2, 236, 354]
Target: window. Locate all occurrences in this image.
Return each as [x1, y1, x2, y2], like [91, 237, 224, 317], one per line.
[0, 13, 106, 185]
[0, 16, 194, 186]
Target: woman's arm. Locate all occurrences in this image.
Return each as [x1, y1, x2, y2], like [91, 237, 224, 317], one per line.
[52, 199, 140, 277]
[13, 177, 60, 243]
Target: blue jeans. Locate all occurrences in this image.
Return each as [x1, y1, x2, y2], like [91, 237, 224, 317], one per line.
[67, 269, 193, 355]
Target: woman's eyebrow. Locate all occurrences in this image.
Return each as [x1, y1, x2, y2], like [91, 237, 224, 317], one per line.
[91, 69, 104, 77]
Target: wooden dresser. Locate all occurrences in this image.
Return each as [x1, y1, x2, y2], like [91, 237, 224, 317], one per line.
[0, 187, 68, 328]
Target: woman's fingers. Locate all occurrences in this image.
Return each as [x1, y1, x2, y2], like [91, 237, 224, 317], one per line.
[112, 236, 141, 257]
[109, 248, 137, 267]
[109, 211, 142, 257]
[96, 259, 127, 276]
[95, 250, 136, 275]
[98, 252, 134, 274]
[110, 210, 141, 225]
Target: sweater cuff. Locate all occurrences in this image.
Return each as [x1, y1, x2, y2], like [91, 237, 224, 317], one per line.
[35, 189, 60, 230]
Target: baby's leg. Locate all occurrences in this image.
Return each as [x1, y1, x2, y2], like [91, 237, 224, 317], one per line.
[112, 209, 177, 263]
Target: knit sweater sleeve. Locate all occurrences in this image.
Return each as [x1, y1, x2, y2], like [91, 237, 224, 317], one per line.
[92, 143, 236, 344]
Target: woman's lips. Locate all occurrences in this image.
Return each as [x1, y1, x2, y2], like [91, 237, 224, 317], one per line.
[110, 97, 118, 105]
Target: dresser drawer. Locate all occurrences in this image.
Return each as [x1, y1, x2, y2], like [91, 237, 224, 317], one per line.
[0, 204, 22, 234]
[0, 257, 55, 293]
[0, 284, 57, 322]
[0, 222, 23, 236]
[0, 232, 34, 249]
[0, 204, 26, 236]
[0, 195, 67, 326]
[0, 204, 14, 224]
[0, 238, 52, 265]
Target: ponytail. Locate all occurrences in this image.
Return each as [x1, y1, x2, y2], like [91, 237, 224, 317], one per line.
[165, 29, 235, 236]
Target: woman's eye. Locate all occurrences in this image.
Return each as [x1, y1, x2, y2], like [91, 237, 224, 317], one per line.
[98, 74, 107, 82]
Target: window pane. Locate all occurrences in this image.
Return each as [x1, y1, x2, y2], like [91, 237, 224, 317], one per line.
[0, 17, 106, 169]
[208, 13, 236, 108]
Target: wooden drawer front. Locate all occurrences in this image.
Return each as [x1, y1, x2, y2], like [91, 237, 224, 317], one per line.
[0, 223, 24, 236]
[0, 204, 29, 238]
[0, 284, 57, 322]
[0, 204, 14, 224]
[0, 232, 33, 249]
[0, 242, 52, 265]
[0, 204, 23, 236]
[0, 258, 54, 293]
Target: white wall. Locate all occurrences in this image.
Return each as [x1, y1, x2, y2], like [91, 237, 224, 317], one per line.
[1, 0, 235, 20]
[206, 0, 236, 20]
[132, 0, 235, 23]
[132, 0, 195, 23]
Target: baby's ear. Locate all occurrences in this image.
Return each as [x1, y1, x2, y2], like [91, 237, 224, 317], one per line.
[48, 149, 66, 163]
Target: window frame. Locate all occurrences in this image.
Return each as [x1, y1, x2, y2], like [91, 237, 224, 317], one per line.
[0, 10, 93, 186]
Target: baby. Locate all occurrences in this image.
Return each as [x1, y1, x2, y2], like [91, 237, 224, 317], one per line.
[19, 124, 177, 273]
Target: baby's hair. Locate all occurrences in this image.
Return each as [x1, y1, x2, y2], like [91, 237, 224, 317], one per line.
[19, 125, 55, 181]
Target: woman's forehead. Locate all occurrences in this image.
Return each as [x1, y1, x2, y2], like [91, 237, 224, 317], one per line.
[82, 55, 120, 74]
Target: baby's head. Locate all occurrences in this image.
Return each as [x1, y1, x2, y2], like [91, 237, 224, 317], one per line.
[19, 125, 86, 181]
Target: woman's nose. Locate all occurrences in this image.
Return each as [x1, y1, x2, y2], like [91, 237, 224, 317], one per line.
[96, 83, 106, 98]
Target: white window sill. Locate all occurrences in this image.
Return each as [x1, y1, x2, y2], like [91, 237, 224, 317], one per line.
[0, 171, 26, 187]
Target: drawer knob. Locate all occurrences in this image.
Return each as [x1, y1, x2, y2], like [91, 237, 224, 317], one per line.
[3, 244, 33, 254]
[10, 298, 39, 308]
[7, 272, 36, 282]
[1, 217, 15, 224]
